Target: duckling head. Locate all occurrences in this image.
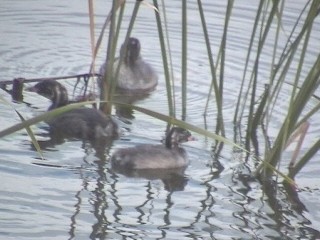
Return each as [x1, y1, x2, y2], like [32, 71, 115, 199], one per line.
[27, 80, 69, 110]
[120, 37, 141, 66]
[165, 127, 195, 149]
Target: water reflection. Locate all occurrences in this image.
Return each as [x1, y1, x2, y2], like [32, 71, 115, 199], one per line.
[112, 92, 152, 120]
[88, 161, 182, 239]
[113, 167, 188, 192]
[85, 150, 225, 239]
[31, 133, 116, 159]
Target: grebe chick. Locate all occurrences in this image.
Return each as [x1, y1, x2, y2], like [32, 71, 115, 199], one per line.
[28, 80, 118, 141]
[111, 127, 194, 170]
[100, 37, 158, 94]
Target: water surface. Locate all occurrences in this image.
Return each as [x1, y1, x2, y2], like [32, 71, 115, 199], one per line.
[1, 0, 320, 239]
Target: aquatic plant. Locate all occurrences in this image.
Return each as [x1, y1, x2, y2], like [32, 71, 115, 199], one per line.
[95, 0, 320, 183]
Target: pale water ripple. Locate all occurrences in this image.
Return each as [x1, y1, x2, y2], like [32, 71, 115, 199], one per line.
[0, 0, 319, 239]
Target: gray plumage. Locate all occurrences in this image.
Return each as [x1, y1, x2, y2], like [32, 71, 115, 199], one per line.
[28, 80, 118, 141]
[100, 37, 158, 94]
[111, 128, 194, 170]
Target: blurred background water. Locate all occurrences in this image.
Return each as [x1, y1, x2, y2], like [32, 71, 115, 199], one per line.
[0, 0, 319, 239]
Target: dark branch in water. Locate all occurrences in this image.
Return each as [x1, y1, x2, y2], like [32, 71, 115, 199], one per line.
[0, 73, 101, 86]
[0, 73, 101, 103]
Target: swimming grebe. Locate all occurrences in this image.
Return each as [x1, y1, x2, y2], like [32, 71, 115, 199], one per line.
[111, 127, 194, 170]
[27, 80, 118, 141]
[100, 37, 158, 94]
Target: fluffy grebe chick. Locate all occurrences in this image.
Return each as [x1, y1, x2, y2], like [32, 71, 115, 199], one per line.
[111, 127, 194, 170]
[28, 80, 118, 141]
[100, 37, 158, 94]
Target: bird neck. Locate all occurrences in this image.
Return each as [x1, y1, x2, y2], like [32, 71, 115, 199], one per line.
[123, 53, 141, 67]
[49, 85, 69, 110]
[120, 44, 141, 67]
[165, 134, 179, 149]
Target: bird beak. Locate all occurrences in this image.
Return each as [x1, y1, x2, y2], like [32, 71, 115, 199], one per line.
[187, 136, 196, 141]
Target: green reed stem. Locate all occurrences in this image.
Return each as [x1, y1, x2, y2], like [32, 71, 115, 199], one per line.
[161, 0, 176, 114]
[112, 0, 140, 95]
[257, 0, 320, 177]
[153, 0, 174, 117]
[245, 1, 279, 151]
[15, 110, 44, 159]
[114, 3, 125, 47]
[181, 0, 187, 120]
[198, 0, 224, 135]
[100, 0, 118, 114]
[89, 0, 125, 74]
[267, 1, 310, 120]
[107, 1, 126, 96]
[233, 0, 263, 124]
[288, 139, 320, 179]
[262, 0, 284, 139]
[262, 55, 320, 176]
[101, 0, 140, 114]
[217, 0, 233, 135]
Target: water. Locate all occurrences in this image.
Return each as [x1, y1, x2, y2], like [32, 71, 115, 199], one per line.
[1, 0, 320, 239]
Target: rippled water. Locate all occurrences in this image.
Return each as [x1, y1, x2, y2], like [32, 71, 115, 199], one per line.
[1, 0, 320, 239]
